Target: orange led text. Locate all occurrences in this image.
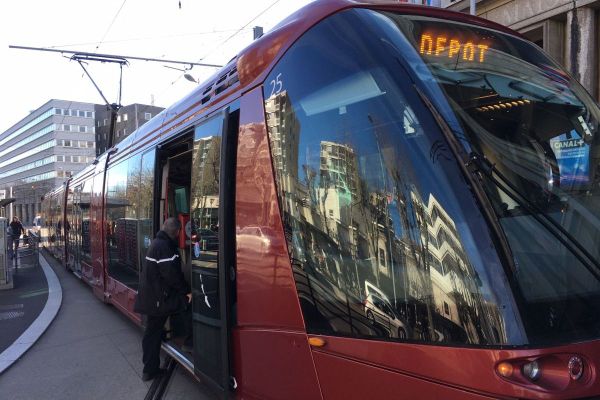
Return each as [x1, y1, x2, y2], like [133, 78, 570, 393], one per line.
[420, 34, 489, 63]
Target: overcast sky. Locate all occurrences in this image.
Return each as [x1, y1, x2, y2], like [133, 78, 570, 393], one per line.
[0, 0, 313, 132]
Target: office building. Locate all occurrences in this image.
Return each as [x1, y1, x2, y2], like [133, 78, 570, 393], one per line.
[95, 103, 164, 156]
[0, 99, 99, 224]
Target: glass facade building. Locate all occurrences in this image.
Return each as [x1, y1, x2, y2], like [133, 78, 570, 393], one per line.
[0, 99, 99, 225]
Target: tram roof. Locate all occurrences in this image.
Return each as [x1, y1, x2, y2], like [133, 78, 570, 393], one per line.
[67, 0, 520, 185]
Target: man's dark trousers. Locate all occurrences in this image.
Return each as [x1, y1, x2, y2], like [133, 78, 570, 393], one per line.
[142, 315, 168, 374]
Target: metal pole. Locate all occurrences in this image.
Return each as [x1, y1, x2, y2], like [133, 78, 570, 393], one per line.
[9, 45, 223, 68]
[9, 187, 13, 220]
[470, 0, 476, 15]
[76, 60, 112, 106]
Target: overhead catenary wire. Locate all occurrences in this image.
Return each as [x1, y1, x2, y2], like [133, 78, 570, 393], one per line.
[196, 0, 282, 62]
[167, 0, 282, 87]
[9, 46, 222, 68]
[10, 0, 285, 134]
[44, 28, 249, 49]
[96, 0, 128, 50]
[162, 0, 283, 96]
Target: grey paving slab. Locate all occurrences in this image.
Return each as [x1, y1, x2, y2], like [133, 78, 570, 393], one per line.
[0, 250, 49, 355]
[31, 290, 126, 352]
[107, 326, 145, 356]
[164, 367, 218, 400]
[0, 254, 60, 374]
[0, 251, 217, 399]
[0, 335, 148, 400]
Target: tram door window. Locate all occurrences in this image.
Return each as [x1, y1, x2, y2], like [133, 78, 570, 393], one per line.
[80, 178, 93, 265]
[156, 143, 194, 353]
[190, 113, 227, 386]
[40, 196, 50, 247]
[67, 185, 80, 273]
[46, 198, 52, 251]
[54, 192, 64, 260]
[138, 149, 155, 275]
[164, 150, 193, 265]
[105, 153, 142, 290]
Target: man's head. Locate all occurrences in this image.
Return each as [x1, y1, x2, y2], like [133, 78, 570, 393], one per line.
[13, 217, 18, 222]
[162, 217, 181, 241]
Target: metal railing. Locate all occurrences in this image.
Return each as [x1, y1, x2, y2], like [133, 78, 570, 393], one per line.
[20, 230, 41, 267]
[0, 218, 9, 289]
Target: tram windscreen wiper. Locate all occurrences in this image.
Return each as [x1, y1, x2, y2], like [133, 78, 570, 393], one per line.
[467, 152, 600, 280]
[415, 85, 600, 280]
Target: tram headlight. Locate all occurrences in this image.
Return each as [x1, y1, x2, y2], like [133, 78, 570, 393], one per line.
[568, 356, 584, 380]
[522, 360, 541, 381]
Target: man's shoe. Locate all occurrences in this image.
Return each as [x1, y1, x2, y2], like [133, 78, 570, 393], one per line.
[142, 368, 166, 382]
[182, 343, 193, 353]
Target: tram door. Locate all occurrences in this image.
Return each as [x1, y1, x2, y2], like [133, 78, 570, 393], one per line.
[189, 109, 236, 394]
[68, 184, 82, 274]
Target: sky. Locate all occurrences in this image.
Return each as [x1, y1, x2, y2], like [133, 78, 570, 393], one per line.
[0, 0, 314, 133]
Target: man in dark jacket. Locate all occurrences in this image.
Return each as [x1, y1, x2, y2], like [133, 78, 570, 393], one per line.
[134, 218, 191, 381]
[9, 216, 25, 259]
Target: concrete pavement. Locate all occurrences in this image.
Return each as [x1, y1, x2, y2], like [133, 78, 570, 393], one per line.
[0, 247, 50, 362]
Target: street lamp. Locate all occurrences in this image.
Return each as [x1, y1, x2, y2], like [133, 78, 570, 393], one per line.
[184, 73, 199, 84]
[163, 65, 199, 84]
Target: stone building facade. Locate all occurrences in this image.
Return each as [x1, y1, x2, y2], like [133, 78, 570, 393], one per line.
[443, 0, 600, 100]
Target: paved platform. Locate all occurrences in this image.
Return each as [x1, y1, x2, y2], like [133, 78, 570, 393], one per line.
[0, 250, 217, 400]
[0, 247, 49, 358]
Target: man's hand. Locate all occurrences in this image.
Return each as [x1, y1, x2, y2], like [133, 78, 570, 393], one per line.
[186, 293, 192, 303]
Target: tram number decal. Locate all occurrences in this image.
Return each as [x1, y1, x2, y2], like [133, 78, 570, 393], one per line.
[269, 73, 283, 98]
[419, 34, 489, 63]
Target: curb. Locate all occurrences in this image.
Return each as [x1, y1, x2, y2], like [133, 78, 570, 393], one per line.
[0, 254, 62, 374]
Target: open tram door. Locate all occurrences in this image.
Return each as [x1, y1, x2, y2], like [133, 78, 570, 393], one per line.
[188, 107, 238, 397]
[157, 106, 238, 397]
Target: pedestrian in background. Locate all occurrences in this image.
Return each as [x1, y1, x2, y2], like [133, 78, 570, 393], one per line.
[9, 216, 24, 259]
[134, 217, 192, 381]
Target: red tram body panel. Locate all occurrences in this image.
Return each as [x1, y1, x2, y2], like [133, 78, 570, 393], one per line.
[39, 1, 600, 399]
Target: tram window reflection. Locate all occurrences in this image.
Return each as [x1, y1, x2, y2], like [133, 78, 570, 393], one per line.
[138, 150, 155, 273]
[139, 137, 196, 355]
[106, 154, 141, 290]
[264, 9, 516, 346]
[80, 178, 92, 263]
[190, 127, 222, 320]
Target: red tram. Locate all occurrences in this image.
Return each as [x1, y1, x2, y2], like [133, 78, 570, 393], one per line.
[40, 1, 600, 398]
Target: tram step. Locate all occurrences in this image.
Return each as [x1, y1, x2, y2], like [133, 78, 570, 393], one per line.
[144, 357, 177, 400]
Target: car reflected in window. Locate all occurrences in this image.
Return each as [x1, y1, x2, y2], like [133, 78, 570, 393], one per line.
[364, 281, 411, 339]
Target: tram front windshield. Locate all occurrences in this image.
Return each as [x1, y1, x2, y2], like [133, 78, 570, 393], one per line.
[265, 8, 600, 347]
[391, 14, 600, 343]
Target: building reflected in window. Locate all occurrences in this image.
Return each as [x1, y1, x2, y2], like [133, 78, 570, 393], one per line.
[265, 87, 507, 345]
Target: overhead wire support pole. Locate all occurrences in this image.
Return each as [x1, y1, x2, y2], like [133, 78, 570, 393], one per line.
[9, 45, 223, 68]
[10, 45, 223, 151]
[118, 61, 124, 106]
[73, 57, 116, 107]
[71, 53, 128, 150]
[10, 44, 223, 150]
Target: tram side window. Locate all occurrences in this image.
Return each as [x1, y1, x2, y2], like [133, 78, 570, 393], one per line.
[106, 154, 141, 289]
[54, 194, 64, 257]
[138, 150, 155, 271]
[41, 196, 51, 247]
[80, 178, 93, 263]
[263, 9, 512, 346]
[66, 187, 75, 263]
